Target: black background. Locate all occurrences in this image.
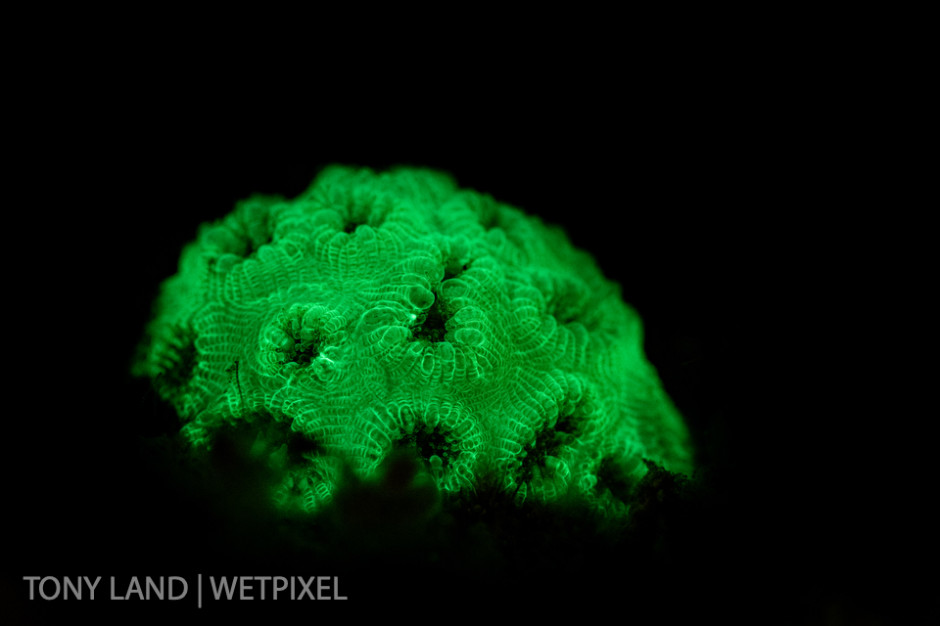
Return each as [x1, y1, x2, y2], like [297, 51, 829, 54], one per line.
[5, 57, 927, 624]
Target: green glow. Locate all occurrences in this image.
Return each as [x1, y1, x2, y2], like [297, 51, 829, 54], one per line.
[135, 166, 692, 518]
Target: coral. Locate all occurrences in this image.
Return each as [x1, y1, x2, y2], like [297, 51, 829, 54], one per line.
[134, 165, 693, 517]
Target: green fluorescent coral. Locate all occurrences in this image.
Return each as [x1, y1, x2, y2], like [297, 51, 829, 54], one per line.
[135, 166, 693, 518]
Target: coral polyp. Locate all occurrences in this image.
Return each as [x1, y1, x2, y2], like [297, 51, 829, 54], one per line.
[134, 165, 692, 518]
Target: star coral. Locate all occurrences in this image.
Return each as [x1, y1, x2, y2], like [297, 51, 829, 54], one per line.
[134, 165, 693, 518]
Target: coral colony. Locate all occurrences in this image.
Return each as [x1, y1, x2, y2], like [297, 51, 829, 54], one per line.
[135, 166, 692, 519]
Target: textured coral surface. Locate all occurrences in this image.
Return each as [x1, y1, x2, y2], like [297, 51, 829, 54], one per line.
[135, 165, 692, 516]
